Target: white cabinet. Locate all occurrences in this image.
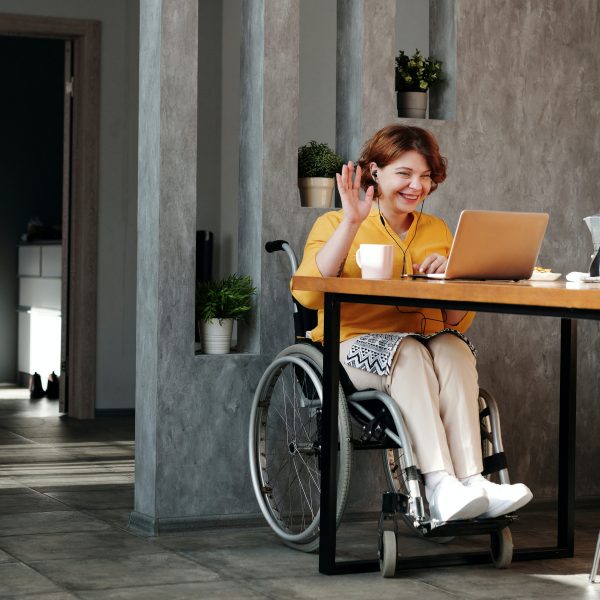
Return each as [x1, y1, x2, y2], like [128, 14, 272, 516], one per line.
[18, 246, 41, 276]
[17, 244, 62, 377]
[42, 246, 61, 277]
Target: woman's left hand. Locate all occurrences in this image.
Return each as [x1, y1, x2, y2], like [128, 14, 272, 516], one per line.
[413, 253, 447, 275]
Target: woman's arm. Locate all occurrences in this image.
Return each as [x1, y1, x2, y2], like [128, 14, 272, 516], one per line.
[315, 162, 374, 277]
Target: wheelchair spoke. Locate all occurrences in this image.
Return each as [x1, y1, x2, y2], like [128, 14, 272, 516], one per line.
[250, 345, 352, 548]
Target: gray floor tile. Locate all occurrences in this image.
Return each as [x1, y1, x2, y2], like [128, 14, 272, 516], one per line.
[87, 508, 133, 529]
[0, 547, 15, 564]
[248, 573, 461, 600]
[408, 562, 600, 600]
[44, 487, 134, 510]
[29, 553, 220, 591]
[0, 492, 70, 514]
[153, 526, 284, 552]
[0, 562, 62, 596]
[0, 594, 80, 600]
[0, 510, 110, 536]
[0, 530, 162, 562]
[0, 431, 36, 444]
[181, 543, 321, 580]
[0, 486, 41, 496]
[76, 580, 270, 600]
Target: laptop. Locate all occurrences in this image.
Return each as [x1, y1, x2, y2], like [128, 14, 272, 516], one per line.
[412, 210, 549, 280]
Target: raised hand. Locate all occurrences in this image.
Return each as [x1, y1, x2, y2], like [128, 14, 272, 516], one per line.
[336, 161, 374, 225]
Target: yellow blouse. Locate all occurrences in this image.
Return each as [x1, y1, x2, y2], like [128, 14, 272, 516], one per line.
[292, 207, 475, 344]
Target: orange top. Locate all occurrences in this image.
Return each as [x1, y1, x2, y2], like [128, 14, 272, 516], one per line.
[292, 207, 475, 343]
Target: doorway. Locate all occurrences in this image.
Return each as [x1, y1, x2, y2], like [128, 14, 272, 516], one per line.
[0, 14, 100, 419]
[0, 35, 63, 402]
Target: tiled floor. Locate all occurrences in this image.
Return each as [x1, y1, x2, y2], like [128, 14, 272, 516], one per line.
[0, 385, 599, 599]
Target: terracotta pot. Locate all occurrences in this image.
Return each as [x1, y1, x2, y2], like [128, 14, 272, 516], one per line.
[396, 91, 428, 119]
[201, 318, 234, 354]
[298, 177, 335, 208]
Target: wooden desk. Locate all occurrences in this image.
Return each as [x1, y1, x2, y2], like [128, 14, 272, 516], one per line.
[291, 276, 600, 575]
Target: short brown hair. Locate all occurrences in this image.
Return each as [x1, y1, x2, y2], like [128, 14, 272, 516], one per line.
[357, 124, 447, 194]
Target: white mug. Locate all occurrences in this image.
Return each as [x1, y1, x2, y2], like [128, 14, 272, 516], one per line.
[355, 244, 394, 279]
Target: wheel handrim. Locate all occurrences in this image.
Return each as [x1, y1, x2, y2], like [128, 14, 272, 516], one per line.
[254, 355, 324, 542]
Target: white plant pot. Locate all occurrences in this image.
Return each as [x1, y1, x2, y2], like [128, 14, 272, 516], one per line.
[201, 318, 234, 354]
[298, 177, 335, 208]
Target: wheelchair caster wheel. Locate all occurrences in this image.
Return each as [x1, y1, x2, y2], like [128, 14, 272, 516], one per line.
[490, 527, 513, 569]
[379, 530, 397, 578]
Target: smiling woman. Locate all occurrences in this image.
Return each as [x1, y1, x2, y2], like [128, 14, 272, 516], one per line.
[292, 124, 533, 523]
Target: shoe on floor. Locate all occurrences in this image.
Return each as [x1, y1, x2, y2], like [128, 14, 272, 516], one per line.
[29, 372, 45, 399]
[46, 371, 60, 400]
[428, 475, 489, 522]
[464, 475, 533, 518]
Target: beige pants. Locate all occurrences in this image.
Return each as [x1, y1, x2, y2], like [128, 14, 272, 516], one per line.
[340, 333, 483, 478]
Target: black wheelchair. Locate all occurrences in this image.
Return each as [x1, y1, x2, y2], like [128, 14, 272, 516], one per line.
[248, 240, 518, 577]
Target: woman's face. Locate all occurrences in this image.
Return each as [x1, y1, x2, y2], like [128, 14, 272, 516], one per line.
[372, 150, 433, 215]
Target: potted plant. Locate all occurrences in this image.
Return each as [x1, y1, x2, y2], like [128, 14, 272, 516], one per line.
[196, 274, 256, 354]
[395, 49, 442, 119]
[298, 141, 344, 208]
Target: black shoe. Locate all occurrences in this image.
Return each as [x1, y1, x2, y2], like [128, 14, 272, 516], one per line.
[29, 372, 45, 399]
[46, 372, 60, 400]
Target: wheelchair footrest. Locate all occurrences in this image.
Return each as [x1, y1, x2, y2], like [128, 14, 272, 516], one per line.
[418, 514, 517, 538]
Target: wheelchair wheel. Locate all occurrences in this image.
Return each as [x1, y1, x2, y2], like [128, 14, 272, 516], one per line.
[490, 527, 513, 568]
[379, 530, 397, 578]
[249, 343, 352, 552]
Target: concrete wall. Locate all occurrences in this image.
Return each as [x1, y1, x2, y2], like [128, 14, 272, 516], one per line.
[134, 0, 600, 534]
[298, 0, 337, 149]
[341, 0, 600, 501]
[396, 0, 429, 55]
[436, 0, 600, 501]
[0, 0, 140, 409]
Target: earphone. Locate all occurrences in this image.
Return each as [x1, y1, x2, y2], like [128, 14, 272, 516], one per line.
[377, 197, 425, 277]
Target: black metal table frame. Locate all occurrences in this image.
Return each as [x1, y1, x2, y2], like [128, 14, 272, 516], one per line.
[318, 290, 597, 575]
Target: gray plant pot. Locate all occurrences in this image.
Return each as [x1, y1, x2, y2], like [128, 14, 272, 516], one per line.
[396, 91, 428, 119]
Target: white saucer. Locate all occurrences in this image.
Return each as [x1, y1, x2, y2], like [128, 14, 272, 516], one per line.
[529, 272, 562, 281]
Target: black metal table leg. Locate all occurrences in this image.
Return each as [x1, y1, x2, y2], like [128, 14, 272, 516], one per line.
[558, 318, 576, 553]
[319, 292, 341, 574]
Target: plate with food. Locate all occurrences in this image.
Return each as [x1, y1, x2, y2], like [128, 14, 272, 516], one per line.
[530, 267, 562, 281]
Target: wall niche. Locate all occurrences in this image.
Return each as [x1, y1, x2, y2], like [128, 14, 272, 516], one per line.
[396, 0, 456, 121]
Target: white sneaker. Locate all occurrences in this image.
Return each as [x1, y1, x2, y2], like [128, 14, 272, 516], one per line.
[428, 475, 489, 522]
[464, 475, 533, 518]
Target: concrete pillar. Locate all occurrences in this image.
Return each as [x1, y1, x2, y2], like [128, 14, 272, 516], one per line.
[132, 0, 198, 529]
[336, 0, 396, 162]
[429, 0, 456, 120]
[239, 0, 301, 358]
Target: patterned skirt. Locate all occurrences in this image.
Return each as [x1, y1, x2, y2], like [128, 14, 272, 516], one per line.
[344, 329, 476, 377]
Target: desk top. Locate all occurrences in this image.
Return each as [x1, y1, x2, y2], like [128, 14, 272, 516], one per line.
[292, 276, 600, 312]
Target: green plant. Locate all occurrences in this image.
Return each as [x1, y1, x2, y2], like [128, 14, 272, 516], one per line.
[395, 49, 442, 93]
[196, 274, 256, 323]
[298, 141, 344, 178]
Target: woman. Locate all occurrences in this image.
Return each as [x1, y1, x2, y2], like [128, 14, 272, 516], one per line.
[293, 125, 532, 522]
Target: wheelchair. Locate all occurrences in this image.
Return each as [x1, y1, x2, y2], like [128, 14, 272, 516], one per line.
[248, 240, 517, 577]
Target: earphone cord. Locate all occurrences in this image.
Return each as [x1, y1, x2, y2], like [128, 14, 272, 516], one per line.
[376, 199, 448, 327]
[377, 198, 426, 277]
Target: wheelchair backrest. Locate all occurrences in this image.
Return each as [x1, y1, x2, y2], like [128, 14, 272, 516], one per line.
[265, 239, 317, 340]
